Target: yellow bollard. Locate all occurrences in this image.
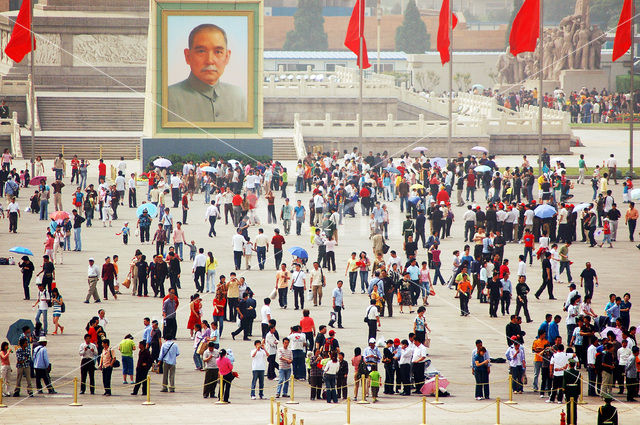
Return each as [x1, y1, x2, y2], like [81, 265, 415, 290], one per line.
[0, 378, 6, 408]
[418, 396, 427, 425]
[344, 397, 351, 425]
[99, 145, 103, 160]
[569, 397, 575, 425]
[430, 375, 443, 404]
[136, 145, 140, 161]
[284, 407, 288, 425]
[276, 401, 281, 424]
[69, 377, 82, 406]
[142, 375, 155, 405]
[356, 375, 369, 404]
[504, 375, 517, 404]
[215, 373, 227, 404]
[300, 420, 304, 425]
[267, 396, 275, 425]
[495, 397, 501, 425]
[292, 413, 296, 425]
[286, 373, 298, 404]
[577, 376, 587, 405]
[61, 145, 64, 156]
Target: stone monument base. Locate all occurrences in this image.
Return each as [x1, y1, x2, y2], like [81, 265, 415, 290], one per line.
[523, 79, 561, 95]
[559, 69, 608, 94]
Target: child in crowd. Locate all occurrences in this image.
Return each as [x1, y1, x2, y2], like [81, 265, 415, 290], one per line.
[369, 364, 381, 402]
[116, 222, 130, 245]
[187, 240, 197, 261]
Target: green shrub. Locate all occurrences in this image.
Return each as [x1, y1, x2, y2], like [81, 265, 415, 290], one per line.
[149, 151, 272, 172]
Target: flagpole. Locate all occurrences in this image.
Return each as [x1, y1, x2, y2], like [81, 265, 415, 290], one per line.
[29, 0, 35, 176]
[629, 12, 634, 175]
[358, 0, 363, 154]
[447, 0, 453, 162]
[537, 0, 543, 175]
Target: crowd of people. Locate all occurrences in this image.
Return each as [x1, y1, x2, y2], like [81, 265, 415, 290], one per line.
[0, 146, 636, 424]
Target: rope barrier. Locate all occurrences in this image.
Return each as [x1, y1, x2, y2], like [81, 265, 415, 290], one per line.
[428, 401, 495, 414]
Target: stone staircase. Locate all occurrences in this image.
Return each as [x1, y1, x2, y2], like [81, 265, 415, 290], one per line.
[38, 96, 144, 131]
[20, 134, 140, 160]
[272, 138, 298, 161]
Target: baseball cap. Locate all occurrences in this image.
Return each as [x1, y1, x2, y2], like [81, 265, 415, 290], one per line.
[329, 330, 335, 336]
[369, 338, 376, 344]
[88, 257, 95, 262]
[393, 338, 401, 344]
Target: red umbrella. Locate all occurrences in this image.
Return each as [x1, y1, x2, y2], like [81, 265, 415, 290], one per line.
[49, 211, 69, 221]
[29, 176, 47, 185]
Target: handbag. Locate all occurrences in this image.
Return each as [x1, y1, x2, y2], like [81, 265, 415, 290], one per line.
[113, 359, 121, 368]
[197, 340, 207, 355]
[151, 361, 161, 374]
[424, 335, 431, 348]
[306, 290, 313, 301]
[364, 306, 372, 323]
[382, 243, 390, 254]
[121, 278, 131, 289]
[269, 287, 277, 300]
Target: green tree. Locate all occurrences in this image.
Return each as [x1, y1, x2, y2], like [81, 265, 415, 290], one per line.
[395, 0, 430, 53]
[283, 0, 328, 51]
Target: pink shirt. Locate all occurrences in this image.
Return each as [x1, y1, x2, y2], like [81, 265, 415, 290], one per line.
[217, 356, 233, 375]
[173, 228, 186, 244]
[44, 236, 54, 250]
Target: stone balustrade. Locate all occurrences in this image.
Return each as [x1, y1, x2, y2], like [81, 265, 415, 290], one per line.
[0, 112, 22, 158]
[293, 114, 307, 160]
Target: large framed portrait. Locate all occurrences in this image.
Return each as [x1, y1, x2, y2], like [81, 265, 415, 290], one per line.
[152, 0, 262, 137]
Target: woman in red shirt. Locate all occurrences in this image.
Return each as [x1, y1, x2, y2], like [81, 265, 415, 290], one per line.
[299, 309, 316, 351]
[212, 289, 226, 337]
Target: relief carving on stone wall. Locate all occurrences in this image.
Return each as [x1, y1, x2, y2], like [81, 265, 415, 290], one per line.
[34, 33, 62, 65]
[73, 34, 146, 67]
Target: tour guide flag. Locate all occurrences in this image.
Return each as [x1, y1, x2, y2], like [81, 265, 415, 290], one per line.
[508, 0, 539, 56]
[4, 0, 35, 63]
[344, 0, 371, 69]
[437, 0, 458, 65]
[612, 0, 633, 62]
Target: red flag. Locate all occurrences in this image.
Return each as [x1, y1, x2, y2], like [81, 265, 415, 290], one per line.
[437, 0, 458, 65]
[4, 0, 35, 63]
[344, 0, 371, 69]
[508, 0, 539, 56]
[612, 0, 633, 62]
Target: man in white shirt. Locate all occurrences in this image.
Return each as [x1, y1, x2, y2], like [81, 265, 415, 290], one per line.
[204, 201, 219, 238]
[586, 339, 599, 396]
[517, 256, 527, 277]
[170, 172, 182, 208]
[524, 207, 534, 231]
[115, 172, 126, 205]
[313, 193, 325, 226]
[288, 327, 307, 380]
[290, 263, 307, 310]
[548, 344, 569, 403]
[231, 229, 246, 271]
[260, 298, 272, 338]
[399, 339, 413, 395]
[463, 205, 476, 242]
[250, 340, 268, 399]
[117, 157, 127, 176]
[7, 197, 20, 233]
[606, 154, 617, 185]
[127, 173, 137, 208]
[309, 261, 324, 306]
[557, 203, 569, 243]
[411, 339, 428, 394]
[192, 248, 207, 293]
[387, 251, 403, 272]
[85, 258, 101, 303]
[254, 228, 269, 271]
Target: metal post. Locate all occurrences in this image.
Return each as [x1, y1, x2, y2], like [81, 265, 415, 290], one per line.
[537, 0, 544, 175]
[431, 374, 443, 404]
[577, 375, 587, 404]
[284, 407, 288, 425]
[142, 375, 155, 405]
[505, 375, 517, 404]
[215, 373, 227, 404]
[376, 0, 381, 75]
[344, 397, 351, 425]
[447, 0, 453, 161]
[629, 13, 635, 175]
[268, 396, 275, 425]
[276, 401, 281, 424]
[292, 413, 296, 425]
[286, 373, 298, 404]
[419, 396, 427, 425]
[0, 378, 6, 408]
[495, 397, 501, 425]
[357, 375, 369, 404]
[358, 29, 364, 153]
[29, 0, 35, 177]
[69, 377, 82, 406]
[569, 397, 575, 425]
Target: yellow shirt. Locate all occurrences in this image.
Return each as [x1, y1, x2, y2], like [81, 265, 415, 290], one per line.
[276, 270, 290, 288]
[347, 258, 359, 273]
[227, 278, 239, 298]
[206, 257, 218, 272]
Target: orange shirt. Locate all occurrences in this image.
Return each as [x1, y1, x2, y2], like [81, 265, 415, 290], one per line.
[532, 338, 548, 362]
[300, 316, 315, 333]
[457, 280, 471, 294]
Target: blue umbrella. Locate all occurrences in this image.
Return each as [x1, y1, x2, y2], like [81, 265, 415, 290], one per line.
[6, 319, 34, 345]
[534, 204, 557, 219]
[9, 246, 33, 256]
[136, 203, 158, 218]
[385, 166, 401, 174]
[432, 157, 446, 169]
[474, 165, 491, 173]
[288, 247, 308, 259]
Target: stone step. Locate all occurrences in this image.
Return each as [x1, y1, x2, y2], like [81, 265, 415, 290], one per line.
[272, 138, 298, 160]
[21, 136, 140, 160]
[38, 97, 144, 132]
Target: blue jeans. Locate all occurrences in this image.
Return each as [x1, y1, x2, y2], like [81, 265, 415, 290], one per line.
[122, 355, 134, 376]
[400, 196, 408, 212]
[193, 349, 203, 370]
[174, 242, 183, 259]
[204, 188, 211, 204]
[39, 200, 48, 220]
[64, 235, 71, 251]
[523, 246, 533, 264]
[433, 264, 446, 285]
[212, 316, 224, 337]
[79, 172, 87, 189]
[251, 370, 265, 397]
[277, 368, 291, 395]
[559, 262, 572, 282]
[35, 309, 48, 334]
[54, 168, 63, 181]
[74, 228, 82, 250]
[348, 272, 358, 292]
[256, 246, 266, 270]
[324, 374, 338, 403]
[359, 271, 368, 292]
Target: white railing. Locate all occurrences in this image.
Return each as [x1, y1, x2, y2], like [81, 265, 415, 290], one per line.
[25, 74, 41, 131]
[0, 112, 23, 158]
[0, 78, 28, 95]
[292, 113, 307, 160]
